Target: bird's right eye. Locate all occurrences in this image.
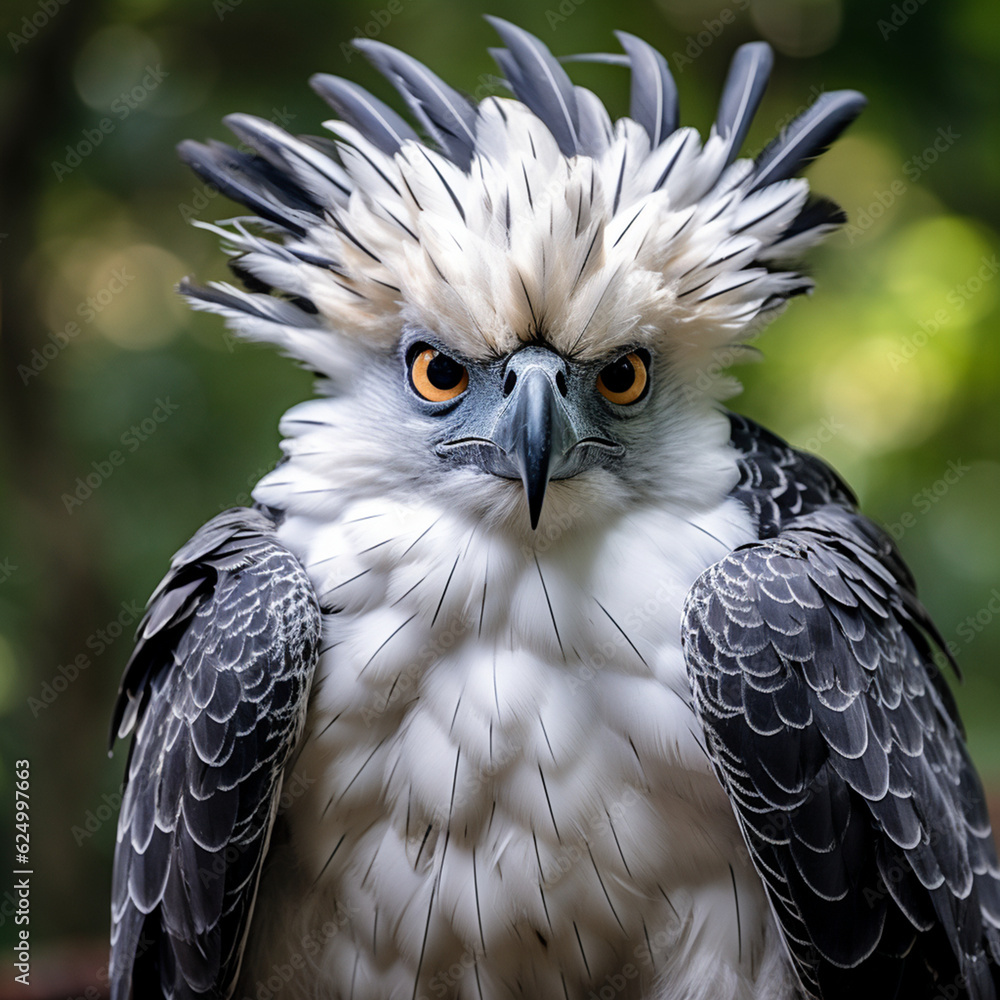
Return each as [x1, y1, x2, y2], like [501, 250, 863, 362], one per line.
[410, 345, 469, 402]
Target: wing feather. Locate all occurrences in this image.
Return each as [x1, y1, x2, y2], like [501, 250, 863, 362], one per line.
[109, 508, 321, 1000]
[683, 417, 1000, 999]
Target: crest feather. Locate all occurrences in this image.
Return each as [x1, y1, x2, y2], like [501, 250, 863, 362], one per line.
[180, 21, 865, 375]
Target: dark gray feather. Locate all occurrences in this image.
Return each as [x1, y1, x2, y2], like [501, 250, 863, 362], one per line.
[352, 38, 478, 169]
[176, 139, 319, 237]
[221, 112, 351, 208]
[615, 30, 678, 147]
[109, 508, 321, 1000]
[310, 73, 421, 155]
[752, 89, 867, 190]
[715, 42, 774, 167]
[486, 16, 580, 156]
[682, 416, 1000, 999]
[774, 196, 847, 245]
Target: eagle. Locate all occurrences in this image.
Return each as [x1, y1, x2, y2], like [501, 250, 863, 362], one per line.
[108, 17, 1000, 1000]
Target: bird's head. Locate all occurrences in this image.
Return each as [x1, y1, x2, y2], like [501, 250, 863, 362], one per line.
[180, 18, 864, 536]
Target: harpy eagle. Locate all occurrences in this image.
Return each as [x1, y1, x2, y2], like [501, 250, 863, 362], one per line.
[108, 18, 1000, 1000]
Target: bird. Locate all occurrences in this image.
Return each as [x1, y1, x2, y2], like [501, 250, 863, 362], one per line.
[108, 17, 1000, 1000]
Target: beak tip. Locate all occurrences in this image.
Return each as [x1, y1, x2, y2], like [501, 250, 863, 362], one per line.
[500, 361, 568, 533]
[525, 480, 547, 530]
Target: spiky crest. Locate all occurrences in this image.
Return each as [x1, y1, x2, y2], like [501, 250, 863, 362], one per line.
[179, 18, 865, 377]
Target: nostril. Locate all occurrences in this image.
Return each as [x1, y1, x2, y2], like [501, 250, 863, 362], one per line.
[555, 371, 568, 397]
[503, 370, 517, 396]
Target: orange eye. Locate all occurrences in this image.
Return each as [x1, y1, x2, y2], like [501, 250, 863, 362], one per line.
[410, 346, 469, 402]
[597, 352, 648, 405]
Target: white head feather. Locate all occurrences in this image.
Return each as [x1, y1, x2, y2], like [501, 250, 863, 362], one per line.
[180, 22, 864, 390]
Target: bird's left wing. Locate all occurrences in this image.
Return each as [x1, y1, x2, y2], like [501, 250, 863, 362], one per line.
[109, 507, 322, 1000]
[682, 426, 1000, 1000]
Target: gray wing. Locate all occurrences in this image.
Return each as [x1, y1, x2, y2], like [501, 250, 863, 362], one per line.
[109, 508, 321, 1000]
[682, 416, 1000, 1000]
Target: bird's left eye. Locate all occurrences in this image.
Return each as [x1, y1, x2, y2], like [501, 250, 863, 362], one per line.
[597, 351, 649, 405]
[410, 346, 469, 402]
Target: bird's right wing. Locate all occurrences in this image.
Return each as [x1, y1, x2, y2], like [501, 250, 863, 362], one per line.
[109, 507, 322, 1000]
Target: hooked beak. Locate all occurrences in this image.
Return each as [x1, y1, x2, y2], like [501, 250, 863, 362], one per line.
[436, 346, 625, 530]
[492, 365, 576, 530]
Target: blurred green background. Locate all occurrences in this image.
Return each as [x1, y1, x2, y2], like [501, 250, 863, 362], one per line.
[0, 0, 997, 992]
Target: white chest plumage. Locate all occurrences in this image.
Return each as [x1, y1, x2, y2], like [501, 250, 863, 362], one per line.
[241, 493, 796, 1000]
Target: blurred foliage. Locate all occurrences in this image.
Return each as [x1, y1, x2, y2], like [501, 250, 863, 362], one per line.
[0, 0, 997, 974]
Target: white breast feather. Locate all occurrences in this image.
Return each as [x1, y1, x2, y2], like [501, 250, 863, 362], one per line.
[240, 472, 798, 1000]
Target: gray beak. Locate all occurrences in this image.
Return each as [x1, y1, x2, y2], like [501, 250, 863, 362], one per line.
[491, 348, 577, 530]
[435, 345, 625, 530]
